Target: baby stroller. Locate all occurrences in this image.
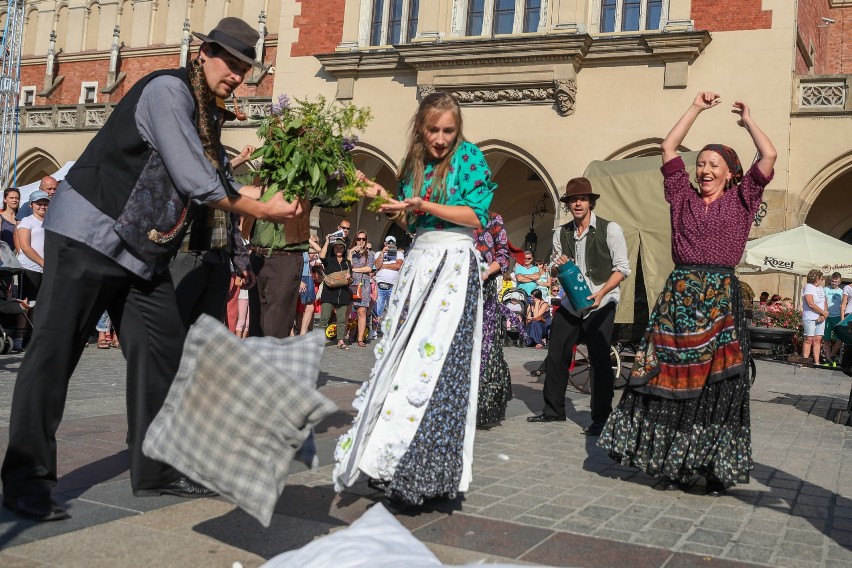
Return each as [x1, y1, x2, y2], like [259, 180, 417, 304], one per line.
[0, 242, 30, 354]
[500, 287, 529, 347]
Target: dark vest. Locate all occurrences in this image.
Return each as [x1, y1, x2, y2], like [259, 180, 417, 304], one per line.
[559, 217, 613, 286]
[67, 68, 194, 220]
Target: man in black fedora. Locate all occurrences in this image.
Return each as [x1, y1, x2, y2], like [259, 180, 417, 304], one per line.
[1, 17, 303, 522]
[527, 177, 630, 435]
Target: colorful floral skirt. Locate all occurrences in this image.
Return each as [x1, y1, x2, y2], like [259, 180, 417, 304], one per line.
[599, 266, 752, 486]
[333, 229, 482, 505]
[476, 277, 512, 426]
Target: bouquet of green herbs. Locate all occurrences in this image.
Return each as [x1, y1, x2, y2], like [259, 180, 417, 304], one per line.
[252, 94, 373, 208]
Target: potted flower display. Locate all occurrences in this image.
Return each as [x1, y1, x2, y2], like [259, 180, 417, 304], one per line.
[749, 299, 802, 355]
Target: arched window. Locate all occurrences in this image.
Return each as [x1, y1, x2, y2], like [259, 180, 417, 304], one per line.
[369, 0, 419, 46]
[599, 0, 665, 33]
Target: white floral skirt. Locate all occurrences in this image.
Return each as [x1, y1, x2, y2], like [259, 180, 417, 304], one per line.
[333, 229, 483, 504]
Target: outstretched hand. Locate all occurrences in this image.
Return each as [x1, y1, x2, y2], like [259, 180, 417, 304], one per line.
[692, 92, 721, 111]
[731, 101, 751, 127]
[355, 170, 389, 200]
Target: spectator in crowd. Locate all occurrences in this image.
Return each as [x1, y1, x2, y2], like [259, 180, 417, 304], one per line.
[1, 188, 20, 330]
[526, 288, 551, 349]
[824, 272, 844, 365]
[171, 145, 256, 329]
[499, 270, 514, 300]
[349, 230, 375, 347]
[513, 251, 539, 296]
[16, 177, 57, 221]
[802, 269, 828, 365]
[319, 237, 352, 349]
[16, 190, 50, 350]
[95, 311, 119, 349]
[1, 187, 20, 251]
[535, 259, 551, 297]
[759, 291, 769, 305]
[293, 236, 322, 336]
[842, 280, 852, 322]
[373, 235, 404, 324]
[548, 282, 563, 307]
[767, 294, 782, 305]
[248, 199, 312, 339]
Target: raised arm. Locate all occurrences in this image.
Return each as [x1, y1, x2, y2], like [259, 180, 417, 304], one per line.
[661, 92, 721, 164]
[732, 101, 777, 178]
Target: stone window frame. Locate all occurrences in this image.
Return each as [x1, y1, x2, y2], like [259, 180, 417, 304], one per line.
[451, 0, 548, 37]
[20, 86, 36, 107]
[362, 0, 420, 46]
[590, 0, 669, 34]
[79, 81, 99, 104]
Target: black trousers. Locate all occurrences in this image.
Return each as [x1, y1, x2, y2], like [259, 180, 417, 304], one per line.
[542, 302, 617, 423]
[1, 232, 183, 497]
[170, 252, 230, 329]
[248, 253, 302, 338]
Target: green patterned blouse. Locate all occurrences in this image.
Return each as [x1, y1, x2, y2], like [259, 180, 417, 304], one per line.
[398, 141, 496, 231]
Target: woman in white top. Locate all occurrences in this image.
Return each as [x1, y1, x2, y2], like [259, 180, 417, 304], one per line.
[16, 191, 50, 302]
[801, 269, 828, 365]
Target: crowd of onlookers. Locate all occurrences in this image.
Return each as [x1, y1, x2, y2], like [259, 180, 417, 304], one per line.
[0, 177, 58, 352]
[757, 270, 852, 367]
[212, 215, 565, 349]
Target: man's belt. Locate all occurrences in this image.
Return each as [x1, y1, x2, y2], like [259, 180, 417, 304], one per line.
[252, 247, 303, 256]
[377, 282, 393, 290]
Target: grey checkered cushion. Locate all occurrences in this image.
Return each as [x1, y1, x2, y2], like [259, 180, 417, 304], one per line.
[143, 315, 336, 526]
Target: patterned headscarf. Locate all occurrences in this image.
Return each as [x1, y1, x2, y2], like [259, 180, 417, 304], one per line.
[698, 144, 743, 188]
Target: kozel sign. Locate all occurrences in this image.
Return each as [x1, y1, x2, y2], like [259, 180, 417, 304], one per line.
[763, 256, 794, 270]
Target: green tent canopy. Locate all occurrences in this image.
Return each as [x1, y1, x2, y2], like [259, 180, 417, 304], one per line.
[583, 153, 699, 324]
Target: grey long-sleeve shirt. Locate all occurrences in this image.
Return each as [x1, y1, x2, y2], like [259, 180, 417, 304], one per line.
[45, 75, 241, 280]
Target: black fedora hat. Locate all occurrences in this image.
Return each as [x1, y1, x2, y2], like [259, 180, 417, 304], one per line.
[559, 177, 600, 203]
[193, 17, 265, 69]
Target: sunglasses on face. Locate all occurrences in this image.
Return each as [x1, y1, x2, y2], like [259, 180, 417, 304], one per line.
[356, 237, 366, 241]
[339, 226, 351, 231]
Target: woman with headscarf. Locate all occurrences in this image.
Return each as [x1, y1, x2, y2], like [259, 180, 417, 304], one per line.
[474, 212, 513, 426]
[600, 92, 776, 497]
[333, 92, 496, 512]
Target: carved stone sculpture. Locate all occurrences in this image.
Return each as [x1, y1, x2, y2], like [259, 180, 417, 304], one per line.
[554, 79, 577, 116]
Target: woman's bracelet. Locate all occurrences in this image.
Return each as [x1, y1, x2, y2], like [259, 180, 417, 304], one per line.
[386, 210, 404, 221]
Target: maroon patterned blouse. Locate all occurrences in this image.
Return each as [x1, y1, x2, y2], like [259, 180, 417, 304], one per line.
[474, 213, 510, 274]
[663, 156, 773, 267]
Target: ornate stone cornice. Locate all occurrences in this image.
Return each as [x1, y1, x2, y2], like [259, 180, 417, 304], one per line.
[315, 50, 405, 78]
[316, 31, 712, 109]
[584, 31, 711, 66]
[395, 35, 592, 70]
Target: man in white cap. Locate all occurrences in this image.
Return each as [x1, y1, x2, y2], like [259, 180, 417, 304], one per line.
[373, 235, 404, 327]
[1, 17, 304, 522]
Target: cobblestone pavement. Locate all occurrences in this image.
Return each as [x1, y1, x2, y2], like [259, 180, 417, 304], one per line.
[0, 341, 850, 567]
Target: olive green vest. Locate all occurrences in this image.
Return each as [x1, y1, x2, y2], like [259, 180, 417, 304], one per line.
[559, 217, 613, 286]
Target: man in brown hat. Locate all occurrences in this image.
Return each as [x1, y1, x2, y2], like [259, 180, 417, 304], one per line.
[527, 178, 630, 435]
[1, 17, 302, 522]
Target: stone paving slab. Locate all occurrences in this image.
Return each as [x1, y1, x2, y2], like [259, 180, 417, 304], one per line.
[0, 343, 850, 567]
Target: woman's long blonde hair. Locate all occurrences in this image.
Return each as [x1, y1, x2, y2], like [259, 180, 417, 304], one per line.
[397, 92, 465, 203]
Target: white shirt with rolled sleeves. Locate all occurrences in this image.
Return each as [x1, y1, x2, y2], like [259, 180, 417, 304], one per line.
[549, 212, 631, 318]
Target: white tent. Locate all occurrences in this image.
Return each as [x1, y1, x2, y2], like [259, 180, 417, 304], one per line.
[739, 224, 852, 280]
[17, 161, 75, 202]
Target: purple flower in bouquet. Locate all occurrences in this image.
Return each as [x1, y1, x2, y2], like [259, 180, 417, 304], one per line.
[342, 135, 359, 152]
[270, 94, 291, 115]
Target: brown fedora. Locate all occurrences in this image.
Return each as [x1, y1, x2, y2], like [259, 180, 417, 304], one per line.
[559, 177, 600, 203]
[193, 17, 265, 69]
